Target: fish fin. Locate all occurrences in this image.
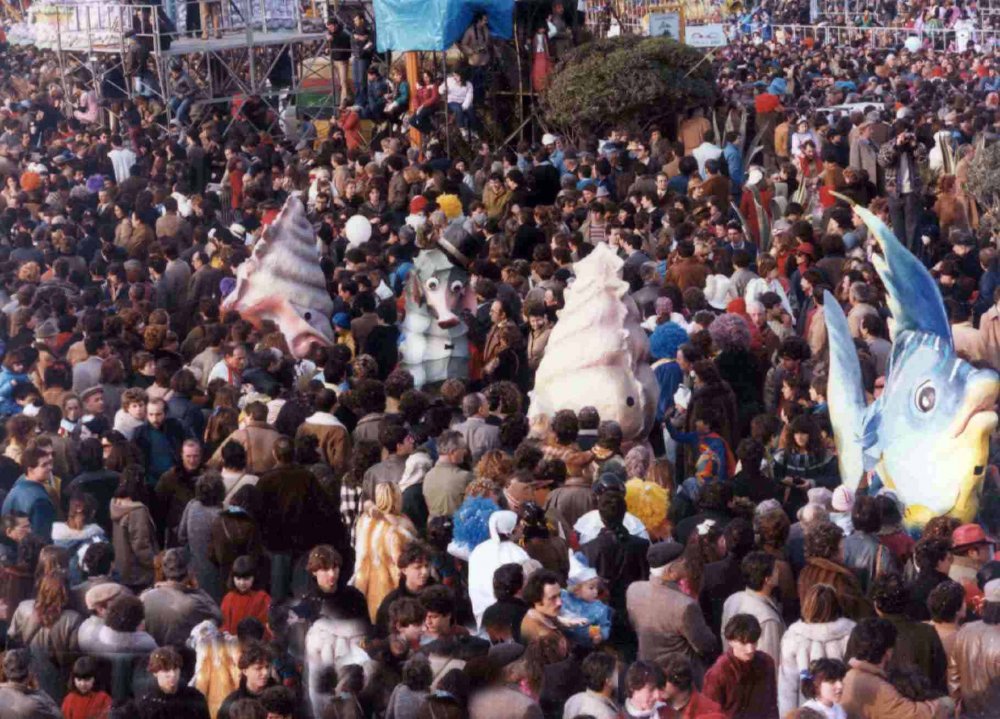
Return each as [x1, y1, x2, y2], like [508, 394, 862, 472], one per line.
[731, 201, 753, 245]
[859, 407, 883, 472]
[823, 290, 867, 490]
[835, 193, 952, 345]
[751, 186, 771, 254]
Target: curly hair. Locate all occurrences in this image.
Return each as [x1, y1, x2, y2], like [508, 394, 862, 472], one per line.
[475, 450, 513, 486]
[709, 313, 752, 352]
[804, 521, 844, 560]
[756, 509, 791, 549]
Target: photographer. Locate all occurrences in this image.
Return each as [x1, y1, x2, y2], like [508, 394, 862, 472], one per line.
[877, 121, 925, 255]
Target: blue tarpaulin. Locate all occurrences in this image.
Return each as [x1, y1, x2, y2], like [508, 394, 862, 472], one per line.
[373, 0, 514, 52]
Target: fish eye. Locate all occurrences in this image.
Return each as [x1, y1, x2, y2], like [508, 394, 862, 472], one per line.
[426, 278, 439, 291]
[915, 382, 936, 413]
[450, 281, 464, 293]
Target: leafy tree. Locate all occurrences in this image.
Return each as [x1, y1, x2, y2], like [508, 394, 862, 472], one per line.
[540, 35, 717, 141]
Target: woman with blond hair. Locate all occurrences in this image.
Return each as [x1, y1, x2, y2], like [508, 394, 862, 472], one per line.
[350, 482, 417, 621]
[8, 570, 84, 703]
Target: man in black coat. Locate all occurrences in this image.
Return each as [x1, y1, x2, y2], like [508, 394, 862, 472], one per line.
[579, 491, 650, 650]
[699, 518, 756, 635]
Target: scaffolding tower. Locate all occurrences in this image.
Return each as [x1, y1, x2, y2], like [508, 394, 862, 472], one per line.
[46, 0, 343, 131]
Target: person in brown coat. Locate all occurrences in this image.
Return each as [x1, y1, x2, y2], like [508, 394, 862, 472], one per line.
[797, 521, 873, 622]
[627, 541, 717, 684]
[947, 578, 1000, 718]
[295, 389, 351, 477]
[841, 617, 952, 719]
[207, 402, 281, 475]
[110, 466, 159, 593]
[666, 242, 710, 291]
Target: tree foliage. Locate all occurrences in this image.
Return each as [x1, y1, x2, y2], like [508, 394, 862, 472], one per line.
[540, 36, 718, 140]
[968, 139, 1000, 212]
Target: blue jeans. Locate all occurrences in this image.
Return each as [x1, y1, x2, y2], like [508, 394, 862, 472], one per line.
[169, 96, 192, 125]
[351, 57, 369, 99]
[448, 102, 474, 130]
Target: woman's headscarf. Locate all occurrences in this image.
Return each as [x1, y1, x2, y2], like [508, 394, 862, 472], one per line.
[467, 510, 529, 629]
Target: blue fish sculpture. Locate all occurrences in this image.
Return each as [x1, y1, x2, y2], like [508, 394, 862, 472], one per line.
[824, 198, 1000, 527]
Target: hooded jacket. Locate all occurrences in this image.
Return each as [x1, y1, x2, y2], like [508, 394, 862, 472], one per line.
[110, 498, 158, 588]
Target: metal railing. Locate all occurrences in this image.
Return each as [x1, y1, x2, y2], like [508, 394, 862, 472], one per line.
[17, 0, 310, 52]
[767, 23, 1000, 49]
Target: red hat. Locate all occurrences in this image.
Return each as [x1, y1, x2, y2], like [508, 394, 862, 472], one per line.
[796, 242, 816, 258]
[953, 523, 992, 549]
[409, 196, 428, 215]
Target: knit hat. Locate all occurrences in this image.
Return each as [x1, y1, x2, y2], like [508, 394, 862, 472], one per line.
[332, 312, 351, 330]
[649, 321, 688, 361]
[409, 195, 428, 215]
[832, 485, 854, 513]
[567, 553, 598, 587]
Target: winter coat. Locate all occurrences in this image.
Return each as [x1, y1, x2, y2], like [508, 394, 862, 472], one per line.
[136, 684, 211, 719]
[702, 650, 778, 719]
[842, 531, 898, 595]
[210, 508, 265, 587]
[847, 613, 947, 696]
[178, 500, 223, 602]
[0, 367, 29, 416]
[207, 421, 281, 474]
[841, 659, 941, 719]
[627, 579, 718, 683]
[720, 591, 785, 670]
[0, 681, 64, 719]
[256, 463, 341, 554]
[947, 619, 1000, 718]
[580, 528, 650, 643]
[140, 580, 222, 647]
[110, 499, 158, 589]
[350, 509, 416, 621]
[296, 412, 352, 477]
[8, 601, 83, 702]
[1, 477, 57, 541]
[778, 617, 855, 716]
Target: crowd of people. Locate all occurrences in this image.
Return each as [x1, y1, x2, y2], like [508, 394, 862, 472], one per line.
[0, 3, 999, 719]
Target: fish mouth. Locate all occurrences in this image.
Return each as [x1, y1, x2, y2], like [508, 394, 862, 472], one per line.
[952, 375, 1000, 439]
[289, 328, 331, 358]
[437, 318, 460, 329]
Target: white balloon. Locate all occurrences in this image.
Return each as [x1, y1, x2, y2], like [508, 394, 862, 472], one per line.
[345, 214, 372, 247]
[904, 36, 921, 53]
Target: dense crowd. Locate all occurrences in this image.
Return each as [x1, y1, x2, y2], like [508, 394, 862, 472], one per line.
[0, 5, 999, 719]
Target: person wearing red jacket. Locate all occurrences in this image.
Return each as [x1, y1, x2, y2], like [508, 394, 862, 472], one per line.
[658, 654, 725, 719]
[409, 69, 440, 136]
[703, 614, 779, 719]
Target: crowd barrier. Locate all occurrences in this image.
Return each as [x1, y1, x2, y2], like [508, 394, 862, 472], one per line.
[767, 23, 1000, 50]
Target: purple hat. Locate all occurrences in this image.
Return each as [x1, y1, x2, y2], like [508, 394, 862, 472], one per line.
[85, 175, 105, 194]
[219, 277, 236, 298]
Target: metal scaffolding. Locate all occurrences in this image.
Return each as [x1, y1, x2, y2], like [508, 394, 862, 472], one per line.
[47, 0, 340, 130]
